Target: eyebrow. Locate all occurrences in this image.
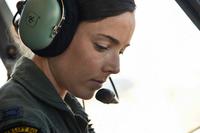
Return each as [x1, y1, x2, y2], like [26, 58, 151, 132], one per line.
[97, 33, 130, 47]
[97, 33, 119, 45]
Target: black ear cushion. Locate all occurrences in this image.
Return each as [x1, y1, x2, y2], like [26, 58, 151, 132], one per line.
[33, 0, 79, 57]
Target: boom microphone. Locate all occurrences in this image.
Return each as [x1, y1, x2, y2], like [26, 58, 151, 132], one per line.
[95, 77, 119, 104]
[95, 88, 118, 104]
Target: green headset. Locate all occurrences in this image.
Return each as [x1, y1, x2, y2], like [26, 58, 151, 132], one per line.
[13, 0, 79, 57]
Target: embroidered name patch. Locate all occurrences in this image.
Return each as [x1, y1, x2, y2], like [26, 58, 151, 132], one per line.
[2, 126, 38, 133]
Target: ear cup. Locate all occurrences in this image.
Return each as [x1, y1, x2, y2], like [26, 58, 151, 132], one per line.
[18, 0, 79, 57]
[19, 0, 62, 50]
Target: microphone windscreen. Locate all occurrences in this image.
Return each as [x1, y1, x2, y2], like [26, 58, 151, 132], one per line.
[95, 88, 118, 104]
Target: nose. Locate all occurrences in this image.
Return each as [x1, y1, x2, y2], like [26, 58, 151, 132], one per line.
[103, 54, 120, 74]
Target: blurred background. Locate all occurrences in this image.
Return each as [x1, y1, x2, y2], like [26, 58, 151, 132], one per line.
[1, 0, 200, 133]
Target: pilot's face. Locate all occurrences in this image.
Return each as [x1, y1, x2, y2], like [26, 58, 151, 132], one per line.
[48, 12, 135, 99]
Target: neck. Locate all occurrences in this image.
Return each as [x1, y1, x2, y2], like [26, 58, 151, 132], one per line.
[32, 55, 67, 99]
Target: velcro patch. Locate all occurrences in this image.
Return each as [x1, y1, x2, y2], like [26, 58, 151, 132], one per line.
[0, 106, 23, 122]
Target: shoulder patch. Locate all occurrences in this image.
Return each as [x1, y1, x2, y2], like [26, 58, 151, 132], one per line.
[0, 122, 40, 133]
[2, 126, 39, 133]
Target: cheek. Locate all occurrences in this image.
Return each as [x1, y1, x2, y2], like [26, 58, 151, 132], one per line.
[69, 43, 102, 74]
[77, 52, 102, 74]
[63, 48, 101, 80]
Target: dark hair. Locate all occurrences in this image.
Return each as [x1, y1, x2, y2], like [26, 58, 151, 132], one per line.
[78, 0, 136, 21]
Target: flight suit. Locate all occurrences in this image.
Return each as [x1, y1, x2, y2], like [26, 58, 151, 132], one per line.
[0, 57, 95, 133]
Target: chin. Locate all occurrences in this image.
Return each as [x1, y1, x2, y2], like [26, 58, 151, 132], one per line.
[71, 87, 97, 100]
[79, 92, 95, 100]
[83, 94, 94, 100]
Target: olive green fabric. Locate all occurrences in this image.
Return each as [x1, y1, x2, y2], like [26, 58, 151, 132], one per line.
[0, 57, 94, 133]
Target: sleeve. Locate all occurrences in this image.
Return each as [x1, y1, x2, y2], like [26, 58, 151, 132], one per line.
[0, 105, 52, 133]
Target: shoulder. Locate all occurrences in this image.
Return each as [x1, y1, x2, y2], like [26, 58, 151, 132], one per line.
[0, 105, 53, 133]
[0, 78, 23, 96]
[0, 78, 34, 105]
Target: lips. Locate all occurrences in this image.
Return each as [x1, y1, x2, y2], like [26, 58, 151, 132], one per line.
[89, 79, 106, 89]
[93, 79, 105, 84]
